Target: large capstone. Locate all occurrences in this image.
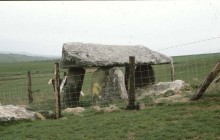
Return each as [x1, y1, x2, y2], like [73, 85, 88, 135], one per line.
[64, 68, 85, 107]
[91, 67, 128, 104]
[60, 42, 172, 68]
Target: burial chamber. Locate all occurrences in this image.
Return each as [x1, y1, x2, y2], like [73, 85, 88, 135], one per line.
[60, 42, 172, 107]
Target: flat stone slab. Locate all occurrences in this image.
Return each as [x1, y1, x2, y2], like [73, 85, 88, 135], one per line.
[60, 42, 172, 68]
[0, 105, 36, 121]
[136, 80, 193, 99]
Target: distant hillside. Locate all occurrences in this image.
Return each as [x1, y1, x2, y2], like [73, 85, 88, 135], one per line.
[0, 53, 59, 63]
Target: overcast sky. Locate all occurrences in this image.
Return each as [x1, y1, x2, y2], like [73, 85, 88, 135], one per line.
[0, 1, 220, 57]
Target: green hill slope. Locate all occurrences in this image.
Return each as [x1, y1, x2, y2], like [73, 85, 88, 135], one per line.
[0, 53, 56, 63]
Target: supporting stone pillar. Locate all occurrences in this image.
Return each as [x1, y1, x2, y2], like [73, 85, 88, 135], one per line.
[91, 67, 110, 104]
[92, 67, 128, 104]
[101, 67, 128, 102]
[64, 67, 85, 107]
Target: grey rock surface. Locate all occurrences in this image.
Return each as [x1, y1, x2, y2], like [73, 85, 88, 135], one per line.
[63, 107, 85, 113]
[37, 110, 54, 119]
[60, 42, 172, 68]
[0, 105, 36, 121]
[91, 67, 110, 104]
[136, 80, 193, 99]
[101, 67, 128, 102]
[91, 67, 128, 104]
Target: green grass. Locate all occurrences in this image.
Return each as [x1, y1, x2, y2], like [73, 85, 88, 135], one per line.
[153, 53, 220, 85]
[0, 61, 58, 74]
[1, 91, 220, 139]
[0, 53, 57, 63]
[0, 60, 59, 110]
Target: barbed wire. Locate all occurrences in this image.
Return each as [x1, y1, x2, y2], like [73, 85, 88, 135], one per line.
[157, 36, 220, 52]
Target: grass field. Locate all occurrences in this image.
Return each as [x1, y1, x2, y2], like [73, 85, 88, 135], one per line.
[0, 53, 57, 63]
[0, 52, 220, 139]
[1, 91, 220, 139]
[0, 60, 59, 110]
[154, 53, 220, 83]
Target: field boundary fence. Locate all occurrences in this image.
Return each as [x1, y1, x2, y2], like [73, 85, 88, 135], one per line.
[0, 52, 220, 119]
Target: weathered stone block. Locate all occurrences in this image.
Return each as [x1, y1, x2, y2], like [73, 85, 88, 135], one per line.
[0, 105, 36, 121]
[91, 67, 111, 104]
[91, 67, 128, 104]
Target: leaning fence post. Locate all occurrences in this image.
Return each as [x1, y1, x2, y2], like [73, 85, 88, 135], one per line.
[54, 62, 61, 119]
[27, 71, 33, 104]
[127, 56, 136, 110]
[191, 61, 220, 101]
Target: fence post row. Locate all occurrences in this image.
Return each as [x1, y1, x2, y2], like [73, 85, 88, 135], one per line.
[54, 62, 61, 119]
[127, 56, 137, 110]
[27, 71, 33, 104]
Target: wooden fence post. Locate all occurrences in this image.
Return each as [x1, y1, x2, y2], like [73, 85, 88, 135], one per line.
[191, 61, 220, 101]
[125, 67, 129, 91]
[214, 76, 220, 83]
[27, 71, 33, 104]
[54, 62, 61, 119]
[127, 56, 136, 110]
[64, 71, 67, 77]
[170, 60, 175, 82]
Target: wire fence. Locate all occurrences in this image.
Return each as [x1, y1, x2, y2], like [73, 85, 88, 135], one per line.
[0, 52, 220, 117]
[0, 72, 55, 111]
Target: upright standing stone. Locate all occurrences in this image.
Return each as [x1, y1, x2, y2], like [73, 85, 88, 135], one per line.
[101, 67, 128, 102]
[92, 67, 128, 103]
[91, 67, 128, 104]
[91, 67, 111, 104]
[64, 68, 85, 107]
